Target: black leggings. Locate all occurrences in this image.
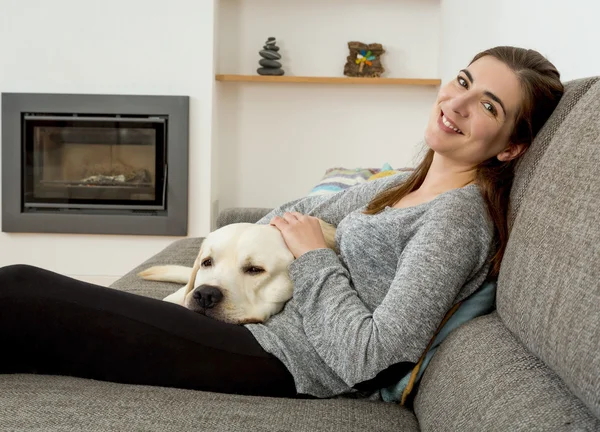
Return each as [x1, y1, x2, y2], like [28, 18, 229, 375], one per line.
[0, 264, 298, 398]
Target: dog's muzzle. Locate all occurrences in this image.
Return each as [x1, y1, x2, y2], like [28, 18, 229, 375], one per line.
[193, 285, 223, 309]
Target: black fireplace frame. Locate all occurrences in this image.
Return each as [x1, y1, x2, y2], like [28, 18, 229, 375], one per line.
[2, 92, 189, 236]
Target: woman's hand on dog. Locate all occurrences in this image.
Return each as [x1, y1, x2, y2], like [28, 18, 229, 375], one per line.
[270, 212, 328, 259]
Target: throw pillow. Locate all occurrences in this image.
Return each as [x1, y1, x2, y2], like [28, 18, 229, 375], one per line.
[307, 167, 379, 196]
[380, 280, 497, 404]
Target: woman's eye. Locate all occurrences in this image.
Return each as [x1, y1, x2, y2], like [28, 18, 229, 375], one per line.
[245, 266, 265, 275]
[457, 76, 468, 88]
[483, 102, 497, 116]
[201, 258, 213, 267]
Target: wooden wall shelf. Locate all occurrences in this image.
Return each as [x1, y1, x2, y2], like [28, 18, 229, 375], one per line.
[215, 74, 441, 86]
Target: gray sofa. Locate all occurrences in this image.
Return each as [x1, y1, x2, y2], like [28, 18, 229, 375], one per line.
[1, 77, 599, 431]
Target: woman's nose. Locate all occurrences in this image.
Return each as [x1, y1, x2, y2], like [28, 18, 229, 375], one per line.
[447, 93, 470, 118]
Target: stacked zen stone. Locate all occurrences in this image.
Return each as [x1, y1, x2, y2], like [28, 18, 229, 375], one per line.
[257, 37, 284, 76]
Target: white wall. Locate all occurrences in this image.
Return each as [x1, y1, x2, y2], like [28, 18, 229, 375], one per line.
[214, 0, 441, 210]
[0, 0, 216, 279]
[439, 0, 600, 84]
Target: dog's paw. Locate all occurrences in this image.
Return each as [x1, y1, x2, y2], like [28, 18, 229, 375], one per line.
[138, 265, 170, 280]
[138, 265, 192, 284]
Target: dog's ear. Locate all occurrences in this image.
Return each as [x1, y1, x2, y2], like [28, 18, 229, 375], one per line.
[317, 219, 338, 253]
[185, 245, 203, 296]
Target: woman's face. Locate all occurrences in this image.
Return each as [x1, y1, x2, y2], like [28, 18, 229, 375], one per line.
[424, 55, 524, 167]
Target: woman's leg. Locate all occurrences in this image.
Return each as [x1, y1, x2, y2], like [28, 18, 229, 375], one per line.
[0, 264, 297, 398]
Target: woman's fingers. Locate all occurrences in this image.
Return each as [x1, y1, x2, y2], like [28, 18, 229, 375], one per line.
[283, 212, 301, 223]
[271, 212, 307, 229]
[269, 215, 286, 228]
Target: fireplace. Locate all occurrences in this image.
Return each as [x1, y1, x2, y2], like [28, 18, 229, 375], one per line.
[2, 93, 189, 235]
[23, 115, 166, 211]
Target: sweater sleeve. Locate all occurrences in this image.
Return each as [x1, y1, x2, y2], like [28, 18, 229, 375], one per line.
[289, 199, 492, 387]
[255, 173, 410, 227]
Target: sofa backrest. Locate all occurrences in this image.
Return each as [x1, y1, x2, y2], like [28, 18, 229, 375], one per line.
[497, 76, 600, 418]
[508, 77, 600, 228]
[414, 77, 600, 430]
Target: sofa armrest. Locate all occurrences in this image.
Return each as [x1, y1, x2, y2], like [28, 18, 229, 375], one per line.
[216, 207, 273, 228]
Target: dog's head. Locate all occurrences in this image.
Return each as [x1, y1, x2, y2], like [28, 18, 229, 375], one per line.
[183, 223, 295, 324]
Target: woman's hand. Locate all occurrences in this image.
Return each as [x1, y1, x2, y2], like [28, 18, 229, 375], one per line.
[270, 212, 328, 259]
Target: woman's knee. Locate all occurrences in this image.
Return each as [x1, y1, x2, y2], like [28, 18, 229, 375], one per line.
[0, 264, 47, 284]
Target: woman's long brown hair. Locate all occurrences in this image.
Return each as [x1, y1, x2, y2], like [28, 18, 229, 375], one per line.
[364, 46, 564, 278]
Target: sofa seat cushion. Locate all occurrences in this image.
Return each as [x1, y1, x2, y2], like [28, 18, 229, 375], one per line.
[0, 374, 419, 432]
[414, 312, 599, 431]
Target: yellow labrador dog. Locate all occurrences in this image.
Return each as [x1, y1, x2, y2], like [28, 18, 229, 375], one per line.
[139, 219, 336, 325]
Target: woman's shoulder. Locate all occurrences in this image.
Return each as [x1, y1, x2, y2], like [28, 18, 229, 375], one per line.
[428, 184, 493, 230]
[430, 183, 484, 207]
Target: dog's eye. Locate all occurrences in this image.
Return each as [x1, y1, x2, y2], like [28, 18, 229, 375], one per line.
[244, 266, 265, 275]
[201, 258, 213, 267]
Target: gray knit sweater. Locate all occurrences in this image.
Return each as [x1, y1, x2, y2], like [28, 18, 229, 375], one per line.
[245, 172, 495, 398]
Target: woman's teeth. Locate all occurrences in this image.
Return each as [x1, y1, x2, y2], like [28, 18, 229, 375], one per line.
[442, 115, 462, 134]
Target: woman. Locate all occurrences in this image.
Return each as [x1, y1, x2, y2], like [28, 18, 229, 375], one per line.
[0, 46, 564, 400]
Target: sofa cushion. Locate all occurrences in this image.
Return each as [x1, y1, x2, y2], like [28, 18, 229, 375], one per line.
[508, 76, 600, 228]
[497, 78, 600, 418]
[414, 312, 600, 431]
[0, 374, 419, 432]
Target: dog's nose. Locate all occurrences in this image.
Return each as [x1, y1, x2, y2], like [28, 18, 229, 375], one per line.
[193, 285, 223, 309]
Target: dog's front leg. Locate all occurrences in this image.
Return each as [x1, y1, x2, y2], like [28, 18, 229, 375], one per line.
[163, 286, 188, 306]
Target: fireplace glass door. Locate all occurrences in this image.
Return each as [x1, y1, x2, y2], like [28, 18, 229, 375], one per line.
[22, 115, 167, 212]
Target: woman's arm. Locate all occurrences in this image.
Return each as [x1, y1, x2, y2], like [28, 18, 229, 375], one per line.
[290, 201, 493, 387]
[255, 173, 410, 227]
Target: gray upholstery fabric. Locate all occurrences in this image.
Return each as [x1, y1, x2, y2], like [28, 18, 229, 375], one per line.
[0, 374, 418, 432]
[508, 77, 599, 229]
[497, 79, 600, 418]
[414, 312, 600, 432]
[216, 207, 273, 229]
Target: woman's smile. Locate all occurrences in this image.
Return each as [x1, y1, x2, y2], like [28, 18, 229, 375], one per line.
[437, 110, 464, 135]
